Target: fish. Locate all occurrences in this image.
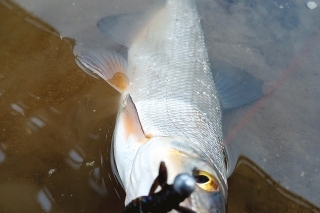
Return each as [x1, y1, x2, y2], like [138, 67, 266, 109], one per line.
[76, 0, 262, 212]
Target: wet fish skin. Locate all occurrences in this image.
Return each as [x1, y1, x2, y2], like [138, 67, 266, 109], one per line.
[77, 0, 228, 212]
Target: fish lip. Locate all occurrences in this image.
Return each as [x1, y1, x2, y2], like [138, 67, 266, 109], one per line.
[176, 191, 226, 213]
[190, 189, 227, 213]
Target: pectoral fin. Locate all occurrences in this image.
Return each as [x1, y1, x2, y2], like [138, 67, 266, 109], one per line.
[76, 49, 129, 93]
[121, 94, 147, 142]
[212, 61, 263, 110]
[111, 95, 148, 189]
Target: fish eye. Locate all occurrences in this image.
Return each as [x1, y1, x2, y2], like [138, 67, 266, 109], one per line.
[193, 170, 218, 192]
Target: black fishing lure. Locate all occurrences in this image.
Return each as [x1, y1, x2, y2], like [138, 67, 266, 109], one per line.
[123, 162, 196, 213]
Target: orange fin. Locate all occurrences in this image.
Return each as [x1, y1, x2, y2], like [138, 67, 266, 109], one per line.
[76, 49, 129, 93]
[121, 95, 147, 142]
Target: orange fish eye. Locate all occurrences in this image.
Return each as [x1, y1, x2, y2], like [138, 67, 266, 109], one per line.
[193, 170, 219, 192]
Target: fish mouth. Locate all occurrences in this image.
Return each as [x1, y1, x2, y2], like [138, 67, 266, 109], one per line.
[175, 190, 226, 213]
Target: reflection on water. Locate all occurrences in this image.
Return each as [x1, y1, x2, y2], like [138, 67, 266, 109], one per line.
[0, 0, 319, 212]
[11, 103, 26, 116]
[66, 145, 86, 170]
[0, 143, 6, 163]
[37, 187, 53, 212]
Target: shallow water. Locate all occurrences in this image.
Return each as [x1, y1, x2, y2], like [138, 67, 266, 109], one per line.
[0, 0, 319, 212]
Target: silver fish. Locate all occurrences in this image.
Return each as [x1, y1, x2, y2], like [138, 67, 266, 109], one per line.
[77, 0, 262, 212]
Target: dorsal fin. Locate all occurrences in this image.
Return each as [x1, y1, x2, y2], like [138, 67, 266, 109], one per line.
[76, 49, 129, 93]
[97, 0, 166, 47]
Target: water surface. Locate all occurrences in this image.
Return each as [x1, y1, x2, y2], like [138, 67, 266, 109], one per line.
[1, 0, 320, 212]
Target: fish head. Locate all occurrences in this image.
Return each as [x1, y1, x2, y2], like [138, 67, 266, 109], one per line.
[125, 136, 227, 213]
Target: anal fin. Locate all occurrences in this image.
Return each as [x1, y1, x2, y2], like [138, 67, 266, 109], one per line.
[76, 49, 129, 93]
